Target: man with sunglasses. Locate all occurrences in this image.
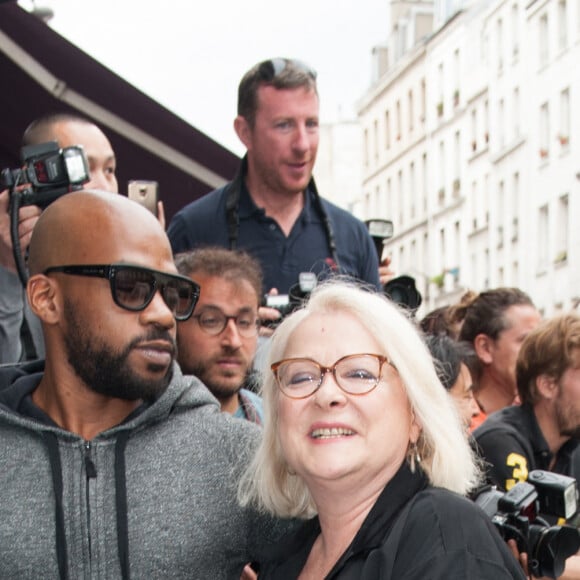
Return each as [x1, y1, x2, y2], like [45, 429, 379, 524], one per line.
[175, 247, 264, 424]
[0, 190, 293, 578]
[168, 58, 380, 328]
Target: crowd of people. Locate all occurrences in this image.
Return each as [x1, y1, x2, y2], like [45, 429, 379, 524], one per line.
[0, 56, 579, 579]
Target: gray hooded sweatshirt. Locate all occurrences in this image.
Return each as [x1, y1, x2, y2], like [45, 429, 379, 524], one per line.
[0, 362, 291, 579]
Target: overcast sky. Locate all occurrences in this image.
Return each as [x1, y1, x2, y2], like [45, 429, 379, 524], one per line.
[22, 0, 390, 155]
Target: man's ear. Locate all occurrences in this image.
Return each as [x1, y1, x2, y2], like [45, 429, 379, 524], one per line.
[234, 115, 252, 151]
[27, 274, 60, 324]
[536, 374, 558, 400]
[473, 333, 494, 364]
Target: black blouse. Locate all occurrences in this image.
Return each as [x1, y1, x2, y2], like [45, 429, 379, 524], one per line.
[258, 462, 526, 579]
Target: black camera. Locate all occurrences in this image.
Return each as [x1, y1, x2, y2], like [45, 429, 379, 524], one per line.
[263, 272, 317, 328]
[1, 141, 90, 209]
[383, 275, 422, 313]
[2, 141, 90, 286]
[474, 471, 580, 578]
[364, 219, 423, 314]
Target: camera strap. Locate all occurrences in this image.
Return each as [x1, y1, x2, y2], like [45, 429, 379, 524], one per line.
[225, 166, 341, 271]
[8, 191, 30, 287]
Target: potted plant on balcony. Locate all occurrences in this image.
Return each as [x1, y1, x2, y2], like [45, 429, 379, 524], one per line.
[431, 272, 445, 289]
[554, 250, 568, 264]
[558, 134, 569, 146]
[453, 90, 460, 107]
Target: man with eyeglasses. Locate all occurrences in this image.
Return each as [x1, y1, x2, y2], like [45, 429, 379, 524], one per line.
[168, 57, 380, 329]
[175, 247, 264, 424]
[0, 190, 293, 578]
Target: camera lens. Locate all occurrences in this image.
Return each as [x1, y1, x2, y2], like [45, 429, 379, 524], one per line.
[383, 275, 422, 313]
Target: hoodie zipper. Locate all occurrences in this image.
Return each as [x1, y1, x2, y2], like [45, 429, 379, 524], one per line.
[84, 441, 97, 561]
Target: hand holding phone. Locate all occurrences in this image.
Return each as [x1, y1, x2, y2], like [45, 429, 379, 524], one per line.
[128, 180, 158, 216]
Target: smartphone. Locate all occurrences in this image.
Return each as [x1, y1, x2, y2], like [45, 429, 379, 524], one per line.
[128, 180, 158, 216]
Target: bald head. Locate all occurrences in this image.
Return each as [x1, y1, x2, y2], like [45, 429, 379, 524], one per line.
[28, 190, 169, 275]
[23, 114, 118, 193]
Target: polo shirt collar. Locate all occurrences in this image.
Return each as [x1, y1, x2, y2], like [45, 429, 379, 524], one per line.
[236, 155, 316, 221]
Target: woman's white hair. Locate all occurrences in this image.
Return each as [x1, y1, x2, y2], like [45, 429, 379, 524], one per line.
[238, 280, 482, 518]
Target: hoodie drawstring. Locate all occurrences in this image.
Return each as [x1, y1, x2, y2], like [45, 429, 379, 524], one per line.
[42, 432, 68, 580]
[115, 431, 131, 580]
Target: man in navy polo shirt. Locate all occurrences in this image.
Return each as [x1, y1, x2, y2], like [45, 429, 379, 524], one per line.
[167, 58, 380, 316]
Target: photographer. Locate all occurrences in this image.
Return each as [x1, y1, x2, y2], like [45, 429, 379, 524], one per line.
[167, 58, 380, 331]
[0, 113, 118, 363]
[474, 313, 580, 579]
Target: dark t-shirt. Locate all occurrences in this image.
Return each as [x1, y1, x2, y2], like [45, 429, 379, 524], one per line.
[474, 404, 580, 492]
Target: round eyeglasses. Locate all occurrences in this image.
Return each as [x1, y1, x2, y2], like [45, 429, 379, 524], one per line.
[271, 353, 390, 399]
[191, 307, 259, 338]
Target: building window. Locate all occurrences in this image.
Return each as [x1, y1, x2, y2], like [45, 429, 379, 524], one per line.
[453, 221, 460, 282]
[422, 153, 428, 213]
[497, 180, 505, 248]
[398, 169, 404, 226]
[498, 98, 505, 148]
[385, 110, 391, 150]
[539, 13, 549, 67]
[408, 90, 414, 133]
[558, 0, 568, 50]
[513, 87, 520, 138]
[373, 119, 379, 163]
[484, 173, 490, 223]
[420, 78, 426, 123]
[540, 102, 550, 159]
[538, 204, 549, 270]
[439, 227, 446, 277]
[471, 108, 478, 152]
[453, 131, 461, 197]
[555, 194, 569, 263]
[437, 63, 444, 118]
[396, 100, 402, 141]
[386, 177, 393, 221]
[559, 88, 570, 149]
[438, 141, 446, 205]
[484, 249, 490, 289]
[363, 128, 369, 167]
[410, 160, 416, 219]
[512, 172, 520, 241]
[471, 180, 478, 230]
[512, 3, 519, 58]
[484, 99, 489, 144]
[411, 239, 417, 272]
[374, 185, 381, 219]
[497, 18, 504, 72]
[453, 49, 460, 107]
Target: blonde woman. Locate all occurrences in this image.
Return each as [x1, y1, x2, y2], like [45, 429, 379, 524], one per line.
[239, 281, 525, 579]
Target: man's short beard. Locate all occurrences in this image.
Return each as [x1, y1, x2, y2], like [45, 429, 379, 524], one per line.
[555, 393, 580, 439]
[63, 300, 175, 402]
[187, 360, 247, 403]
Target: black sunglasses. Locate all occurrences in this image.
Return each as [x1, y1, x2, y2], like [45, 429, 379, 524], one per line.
[43, 263, 200, 321]
[257, 58, 317, 81]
